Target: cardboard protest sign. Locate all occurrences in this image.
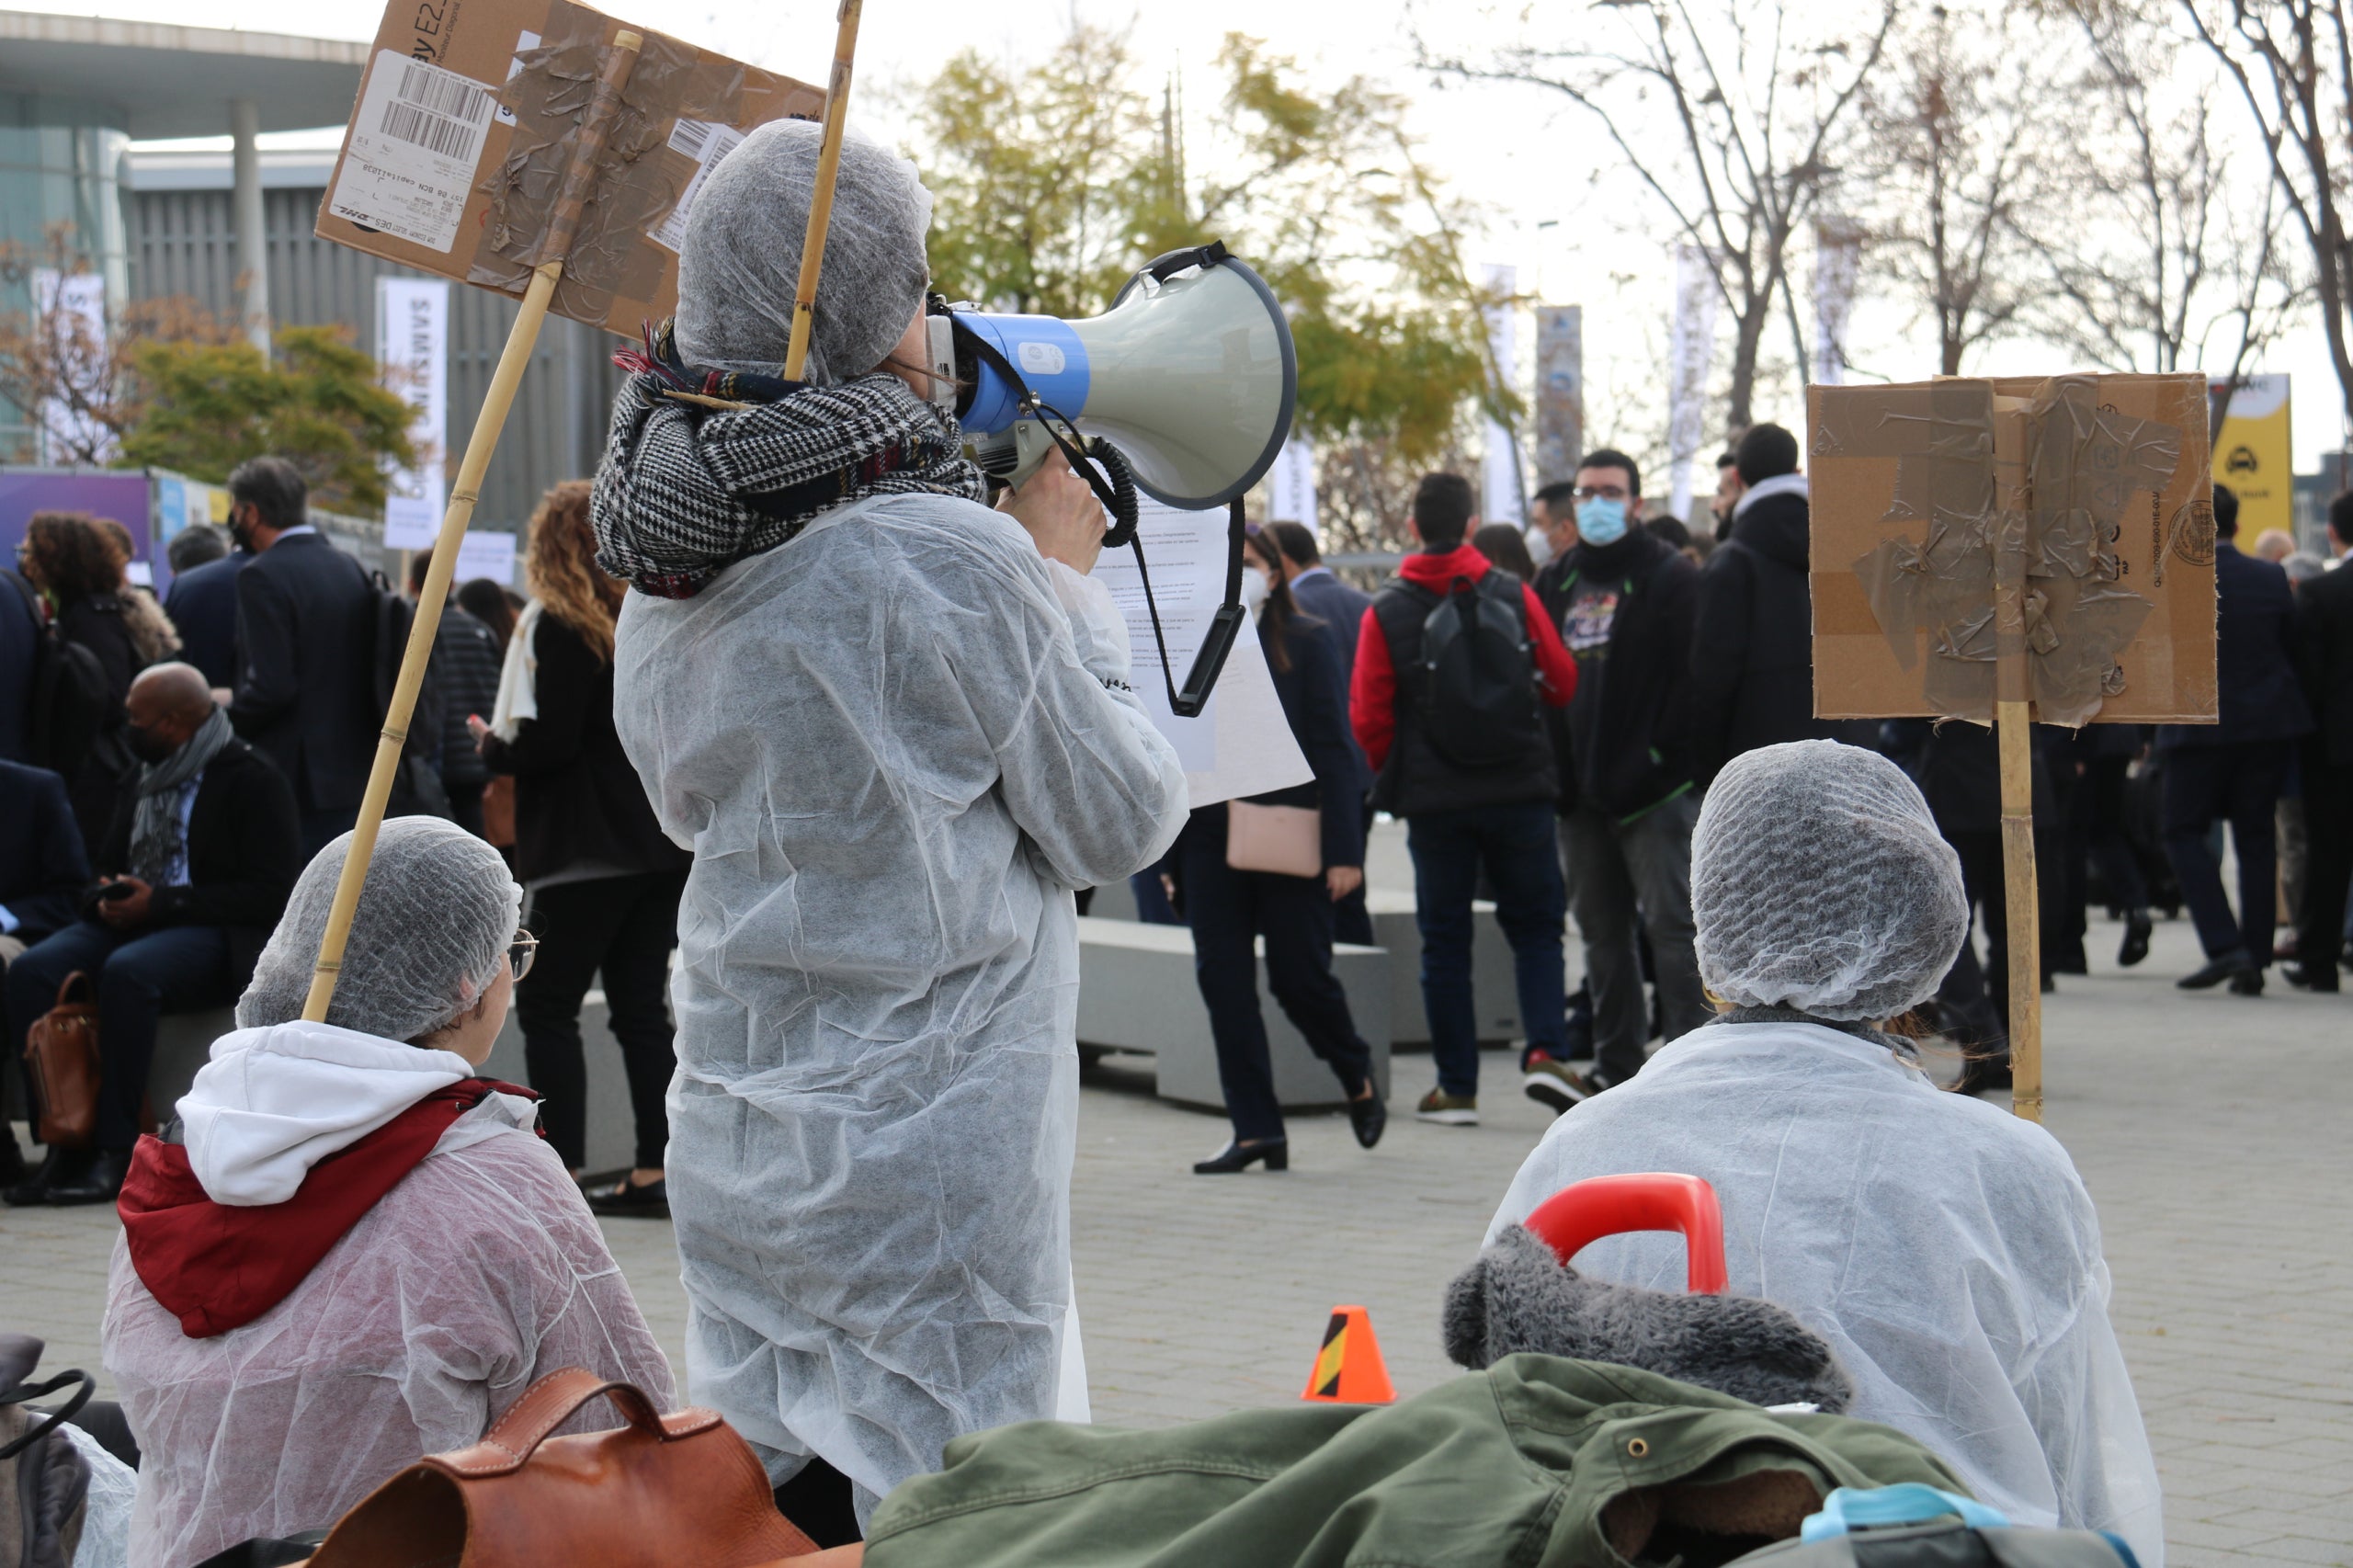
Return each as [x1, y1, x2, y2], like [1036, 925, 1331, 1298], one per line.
[316, 0, 823, 335]
[1808, 373, 2219, 726]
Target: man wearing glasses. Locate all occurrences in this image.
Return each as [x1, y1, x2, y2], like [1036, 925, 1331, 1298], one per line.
[1531, 450, 1708, 1098]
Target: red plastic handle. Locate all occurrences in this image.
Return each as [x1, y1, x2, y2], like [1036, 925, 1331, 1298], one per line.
[1522, 1173, 1727, 1294]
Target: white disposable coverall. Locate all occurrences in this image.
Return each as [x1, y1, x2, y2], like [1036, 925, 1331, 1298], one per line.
[1488, 1020, 2163, 1567]
[612, 492, 1188, 1519]
[104, 1022, 676, 1568]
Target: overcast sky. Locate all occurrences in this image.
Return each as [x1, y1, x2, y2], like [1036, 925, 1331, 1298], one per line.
[40, 0, 2353, 479]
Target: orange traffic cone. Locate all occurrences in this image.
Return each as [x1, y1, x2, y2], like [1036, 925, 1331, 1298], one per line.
[1300, 1304, 1397, 1403]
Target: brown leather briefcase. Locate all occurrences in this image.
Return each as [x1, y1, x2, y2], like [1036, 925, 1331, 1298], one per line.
[23, 971, 101, 1149]
[304, 1370, 820, 1567]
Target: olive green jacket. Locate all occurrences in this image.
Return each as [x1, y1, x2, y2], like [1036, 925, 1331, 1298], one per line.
[866, 1355, 1970, 1568]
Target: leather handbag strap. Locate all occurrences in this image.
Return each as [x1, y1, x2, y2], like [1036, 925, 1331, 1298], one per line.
[51, 971, 94, 1011]
[431, 1372, 717, 1478]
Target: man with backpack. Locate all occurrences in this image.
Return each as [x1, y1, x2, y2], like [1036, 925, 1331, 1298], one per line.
[1534, 449, 1706, 1096]
[1351, 472, 1578, 1126]
[222, 458, 394, 858]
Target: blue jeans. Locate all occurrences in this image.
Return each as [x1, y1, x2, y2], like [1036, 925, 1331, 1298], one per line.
[6, 920, 242, 1150]
[1404, 803, 1569, 1096]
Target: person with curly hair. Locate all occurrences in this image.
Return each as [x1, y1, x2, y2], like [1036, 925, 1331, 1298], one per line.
[470, 483, 689, 1215]
[18, 511, 167, 845]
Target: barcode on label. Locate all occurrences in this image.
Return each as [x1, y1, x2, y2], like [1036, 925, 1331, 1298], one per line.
[396, 63, 495, 125]
[379, 103, 482, 161]
[668, 119, 714, 158]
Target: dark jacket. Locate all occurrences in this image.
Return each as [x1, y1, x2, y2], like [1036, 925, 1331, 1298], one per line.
[162, 551, 250, 690]
[1287, 568, 1374, 697]
[0, 568, 39, 763]
[427, 606, 505, 789]
[0, 761, 92, 943]
[52, 591, 146, 849]
[2157, 542, 2313, 751]
[229, 531, 380, 813]
[2292, 559, 2353, 768]
[1352, 545, 1577, 817]
[1234, 607, 1366, 869]
[1688, 485, 1873, 782]
[478, 611, 686, 884]
[91, 736, 301, 977]
[1536, 528, 1700, 820]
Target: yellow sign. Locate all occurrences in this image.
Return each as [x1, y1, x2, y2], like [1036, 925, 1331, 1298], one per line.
[2211, 374, 2292, 544]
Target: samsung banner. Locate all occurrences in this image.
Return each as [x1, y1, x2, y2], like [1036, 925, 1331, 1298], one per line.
[377, 277, 450, 551]
[1481, 264, 1525, 526]
[1267, 435, 1319, 537]
[1813, 219, 1862, 387]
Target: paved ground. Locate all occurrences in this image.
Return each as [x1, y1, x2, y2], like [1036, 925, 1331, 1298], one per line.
[5, 912, 2347, 1566]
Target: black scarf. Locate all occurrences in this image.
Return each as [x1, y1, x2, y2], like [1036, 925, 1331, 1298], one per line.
[592, 321, 987, 598]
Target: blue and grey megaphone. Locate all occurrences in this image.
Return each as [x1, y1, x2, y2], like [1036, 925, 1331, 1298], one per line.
[929, 243, 1299, 510]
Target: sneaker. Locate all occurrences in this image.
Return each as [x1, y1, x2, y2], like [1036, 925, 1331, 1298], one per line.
[1520, 1053, 1596, 1114]
[1414, 1088, 1479, 1125]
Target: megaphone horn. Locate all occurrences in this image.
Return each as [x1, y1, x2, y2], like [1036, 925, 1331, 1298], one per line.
[939, 242, 1299, 511]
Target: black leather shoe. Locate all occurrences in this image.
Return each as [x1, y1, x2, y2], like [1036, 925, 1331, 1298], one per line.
[45, 1147, 131, 1207]
[2227, 966, 2267, 996]
[1953, 1055, 2014, 1096]
[2282, 961, 2340, 993]
[2177, 952, 2255, 990]
[2118, 910, 2153, 967]
[6, 1147, 76, 1207]
[1193, 1138, 1288, 1174]
[585, 1176, 670, 1219]
[1347, 1088, 1387, 1150]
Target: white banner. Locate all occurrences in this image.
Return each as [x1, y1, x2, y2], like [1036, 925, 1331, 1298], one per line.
[454, 528, 517, 586]
[1481, 263, 1525, 525]
[33, 269, 114, 465]
[1267, 435, 1318, 537]
[1813, 219, 1861, 387]
[1666, 244, 1719, 525]
[377, 277, 450, 551]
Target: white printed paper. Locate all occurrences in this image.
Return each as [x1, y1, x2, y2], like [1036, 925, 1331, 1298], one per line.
[329, 51, 499, 252]
[455, 529, 517, 586]
[651, 119, 748, 252]
[377, 277, 449, 551]
[1090, 497, 1311, 808]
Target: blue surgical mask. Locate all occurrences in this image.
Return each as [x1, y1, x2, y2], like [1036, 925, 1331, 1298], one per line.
[1576, 495, 1630, 546]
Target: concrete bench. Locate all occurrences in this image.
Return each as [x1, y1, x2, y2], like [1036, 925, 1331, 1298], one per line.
[1366, 889, 1540, 1049]
[1074, 915, 1390, 1112]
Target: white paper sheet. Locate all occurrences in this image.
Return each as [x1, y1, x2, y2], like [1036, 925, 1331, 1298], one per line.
[1090, 498, 1310, 809]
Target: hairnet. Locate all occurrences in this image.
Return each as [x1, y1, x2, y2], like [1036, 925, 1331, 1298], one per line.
[237, 817, 521, 1042]
[675, 119, 934, 386]
[1691, 739, 1967, 1021]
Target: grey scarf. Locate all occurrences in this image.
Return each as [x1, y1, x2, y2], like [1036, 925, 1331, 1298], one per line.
[130, 707, 233, 885]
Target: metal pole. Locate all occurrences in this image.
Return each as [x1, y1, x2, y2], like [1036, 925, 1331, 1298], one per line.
[229, 98, 270, 358]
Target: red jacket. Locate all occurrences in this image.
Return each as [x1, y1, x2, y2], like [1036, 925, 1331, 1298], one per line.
[1349, 545, 1577, 771]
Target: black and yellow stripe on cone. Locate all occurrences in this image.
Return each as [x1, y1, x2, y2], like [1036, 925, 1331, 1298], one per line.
[1299, 1303, 1396, 1404]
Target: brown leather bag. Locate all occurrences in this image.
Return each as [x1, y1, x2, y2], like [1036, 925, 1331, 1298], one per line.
[304, 1369, 819, 1567]
[23, 971, 101, 1149]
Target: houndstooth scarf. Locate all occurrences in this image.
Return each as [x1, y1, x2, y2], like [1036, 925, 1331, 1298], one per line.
[592, 322, 986, 598]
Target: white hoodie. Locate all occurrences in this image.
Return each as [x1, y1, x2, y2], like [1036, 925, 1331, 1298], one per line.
[177, 1020, 502, 1207]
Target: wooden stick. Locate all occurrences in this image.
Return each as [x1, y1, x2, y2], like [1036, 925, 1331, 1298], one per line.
[301, 31, 645, 1022]
[781, 0, 865, 382]
[1990, 394, 2042, 1121]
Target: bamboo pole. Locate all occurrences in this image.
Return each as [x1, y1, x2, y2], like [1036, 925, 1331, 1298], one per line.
[301, 30, 645, 1022]
[1990, 395, 2043, 1121]
[781, 0, 865, 381]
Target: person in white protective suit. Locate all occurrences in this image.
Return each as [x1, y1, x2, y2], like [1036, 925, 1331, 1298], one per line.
[589, 119, 1189, 1541]
[1488, 741, 2164, 1567]
[104, 818, 675, 1568]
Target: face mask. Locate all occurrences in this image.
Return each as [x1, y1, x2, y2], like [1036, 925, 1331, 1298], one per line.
[128, 723, 176, 765]
[1575, 495, 1630, 546]
[1239, 569, 1271, 620]
[1526, 528, 1556, 569]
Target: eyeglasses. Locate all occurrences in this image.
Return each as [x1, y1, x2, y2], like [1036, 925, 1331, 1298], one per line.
[1573, 484, 1631, 503]
[508, 928, 539, 983]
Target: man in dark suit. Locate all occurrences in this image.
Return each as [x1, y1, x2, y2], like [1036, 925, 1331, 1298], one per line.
[1265, 519, 1377, 945]
[2156, 483, 2313, 994]
[2287, 492, 2353, 992]
[0, 761, 91, 1186]
[5, 664, 301, 1206]
[0, 565, 40, 764]
[222, 456, 381, 857]
[162, 523, 249, 692]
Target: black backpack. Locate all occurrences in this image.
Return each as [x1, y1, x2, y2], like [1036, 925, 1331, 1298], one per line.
[7, 570, 113, 776]
[1402, 571, 1544, 769]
